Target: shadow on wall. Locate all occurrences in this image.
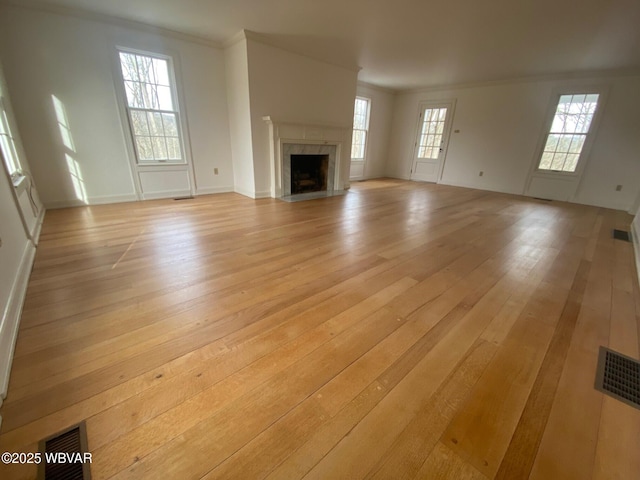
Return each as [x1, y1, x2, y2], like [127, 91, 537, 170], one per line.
[52, 94, 87, 204]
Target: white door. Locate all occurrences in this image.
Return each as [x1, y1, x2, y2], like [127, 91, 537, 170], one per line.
[411, 102, 454, 183]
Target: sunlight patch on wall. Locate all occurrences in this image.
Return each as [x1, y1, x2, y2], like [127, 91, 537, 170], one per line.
[52, 94, 86, 204]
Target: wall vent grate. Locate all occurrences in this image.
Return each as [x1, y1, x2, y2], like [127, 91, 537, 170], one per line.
[612, 229, 631, 242]
[595, 347, 640, 410]
[38, 421, 91, 480]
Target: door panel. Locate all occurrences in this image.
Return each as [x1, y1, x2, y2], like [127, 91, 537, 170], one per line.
[411, 102, 454, 183]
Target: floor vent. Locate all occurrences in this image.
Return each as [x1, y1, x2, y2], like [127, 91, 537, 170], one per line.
[595, 347, 640, 410]
[174, 196, 194, 201]
[612, 229, 631, 242]
[533, 197, 553, 202]
[38, 422, 91, 480]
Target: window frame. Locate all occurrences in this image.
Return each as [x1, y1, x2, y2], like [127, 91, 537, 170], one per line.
[533, 86, 607, 178]
[116, 48, 187, 166]
[351, 96, 371, 161]
[0, 96, 21, 177]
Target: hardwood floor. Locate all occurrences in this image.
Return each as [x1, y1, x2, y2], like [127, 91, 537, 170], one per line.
[1, 178, 639, 479]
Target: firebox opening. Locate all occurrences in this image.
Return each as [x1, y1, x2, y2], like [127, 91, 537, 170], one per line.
[291, 154, 329, 195]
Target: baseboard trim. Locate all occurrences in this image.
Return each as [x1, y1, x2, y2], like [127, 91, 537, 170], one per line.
[0, 241, 36, 402]
[254, 190, 271, 199]
[142, 190, 192, 200]
[31, 207, 46, 245]
[195, 186, 234, 196]
[233, 186, 257, 199]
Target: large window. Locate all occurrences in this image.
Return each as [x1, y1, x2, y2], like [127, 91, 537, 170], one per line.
[118, 50, 184, 164]
[351, 97, 370, 160]
[537, 93, 600, 173]
[0, 98, 20, 176]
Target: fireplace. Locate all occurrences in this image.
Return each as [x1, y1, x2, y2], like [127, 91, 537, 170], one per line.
[282, 143, 336, 197]
[263, 116, 350, 199]
[291, 154, 329, 194]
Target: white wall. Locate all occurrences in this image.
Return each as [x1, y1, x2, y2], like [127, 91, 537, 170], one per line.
[245, 38, 358, 196]
[354, 83, 395, 180]
[224, 37, 256, 198]
[387, 73, 640, 211]
[0, 5, 233, 207]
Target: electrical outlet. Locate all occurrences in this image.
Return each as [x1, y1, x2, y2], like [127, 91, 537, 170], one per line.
[479, 171, 484, 177]
[616, 184, 622, 191]
[214, 168, 219, 175]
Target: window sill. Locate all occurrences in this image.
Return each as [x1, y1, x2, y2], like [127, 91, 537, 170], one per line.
[534, 169, 580, 179]
[12, 173, 27, 192]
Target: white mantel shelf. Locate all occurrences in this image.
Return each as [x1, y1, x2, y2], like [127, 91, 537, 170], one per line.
[263, 116, 352, 199]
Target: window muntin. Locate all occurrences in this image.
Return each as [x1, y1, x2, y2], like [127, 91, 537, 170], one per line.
[538, 93, 599, 173]
[0, 99, 20, 176]
[351, 97, 370, 160]
[417, 108, 447, 159]
[118, 51, 184, 164]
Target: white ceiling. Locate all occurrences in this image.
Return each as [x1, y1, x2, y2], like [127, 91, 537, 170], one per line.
[8, 0, 640, 90]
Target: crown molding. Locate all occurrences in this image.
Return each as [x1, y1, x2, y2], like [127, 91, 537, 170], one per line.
[1, 1, 224, 49]
[400, 67, 640, 95]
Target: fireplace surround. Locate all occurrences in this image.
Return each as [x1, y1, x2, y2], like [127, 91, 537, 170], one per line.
[263, 116, 351, 199]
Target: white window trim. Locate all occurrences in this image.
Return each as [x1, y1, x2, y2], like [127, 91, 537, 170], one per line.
[531, 85, 608, 179]
[116, 48, 187, 166]
[0, 97, 21, 176]
[351, 96, 371, 161]
[111, 45, 196, 199]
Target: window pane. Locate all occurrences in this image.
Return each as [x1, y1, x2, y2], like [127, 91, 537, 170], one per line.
[135, 136, 153, 160]
[147, 112, 164, 136]
[166, 137, 181, 160]
[539, 152, 553, 170]
[568, 135, 585, 153]
[151, 136, 168, 159]
[550, 153, 567, 170]
[0, 135, 18, 173]
[153, 58, 170, 86]
[162, 113, 178, 136]
[157, 86, 173, 110]
[551, 113, 565, 133]
[564, 154, 579, 172]
[119, 53, 139, 81]
[143, 84, 159, 109]
[558, 135, 571, 153]
[130, 110, 149, 136]
[136, 55, 156, 84]
[544, 134, 559, 152]
[124, 81, 144, 108]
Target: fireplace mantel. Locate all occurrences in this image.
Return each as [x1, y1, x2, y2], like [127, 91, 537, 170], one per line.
[263, 116, 351, 198]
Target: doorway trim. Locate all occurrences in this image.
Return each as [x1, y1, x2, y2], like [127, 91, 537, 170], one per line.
[410, 99, 456, 183]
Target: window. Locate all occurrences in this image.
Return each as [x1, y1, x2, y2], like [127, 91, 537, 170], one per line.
[118, 50, 184, 164]
[351, 97, 370, 160]
[537, 93, 600, 173]
[417, 107, 447, 159]
[0, 98, 21, 176]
